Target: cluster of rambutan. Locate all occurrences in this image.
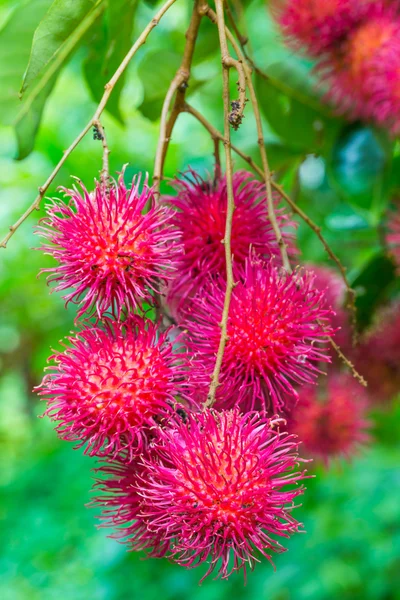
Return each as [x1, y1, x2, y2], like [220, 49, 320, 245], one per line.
[271, 0, 400, 134]
[36, 168, 371, 579]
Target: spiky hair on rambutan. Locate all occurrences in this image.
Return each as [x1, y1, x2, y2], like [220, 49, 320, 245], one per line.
[37, 316, 193, 459]
[37, 173, 181, 319]
[319, 8, 400, 133]
[288, 371, 371, 464]
[182, 256, 334, 415]
[163, 170, 296, 315]
[95, 409, 307, 581]
[270, 0, 385, 57]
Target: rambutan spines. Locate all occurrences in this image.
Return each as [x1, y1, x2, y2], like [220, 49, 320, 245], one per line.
[95, 409, 307, 581]
[164, 170, 296, 314]
[37, 317, 193, 459]
[288, 372, 371, 463]
[320, 10, 400, 133]
[37, 173, 181, 319]
[183, 257, 334, 415]
[271, 0, 387, 57]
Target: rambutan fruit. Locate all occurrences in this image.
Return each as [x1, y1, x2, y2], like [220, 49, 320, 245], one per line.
[37, 173, 181, 318]
[95, 409, 306, 580]
[164, 170, 295, 315]
[182, 257, 334, 414]
[37, 317, 192, 459]
[289, 371, 371, 463]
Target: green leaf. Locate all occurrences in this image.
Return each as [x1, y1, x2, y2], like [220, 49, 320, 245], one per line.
[20, 0, 98, 95]
[14, 0, 105, 158]
[256, 58, 342, 152]
[0, 0, 53, 126]
[84, 0, 138, 122]
[137, 49, 205, 122]
[15, 78, 56, 159]
[137, 49, 182, 121]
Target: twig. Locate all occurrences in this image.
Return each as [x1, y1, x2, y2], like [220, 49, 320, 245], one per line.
[200, 2, 246, 131]
[93, 119, 110, 194]
[153, 0, 203, 198]
[225, 0, 248, 47]
[202, 4, 291, 272]
[0, 0, 178, 249]
[329, 336, 367, 387]
[205, 0, 236, 408]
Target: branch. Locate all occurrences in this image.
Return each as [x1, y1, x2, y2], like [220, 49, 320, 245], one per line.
[0, 0, 178, 249]
[153, 0, 203, 198]
[205, 0, 236, 408]
[203, 4, 291, 272]
[93, 120, 110, 194]
[328, 336, 367, 387]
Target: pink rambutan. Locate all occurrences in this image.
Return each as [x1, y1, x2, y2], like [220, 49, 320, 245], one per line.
[95, 409, 306, 580]
[288, 372, 371, 463]
[386, 206, 400, 270]
[182, 257, 334, 414]
[37, 174, 181, 318]
[271, 0, 385, 57]
[164, 170, 295, 314]
[321, 10, 400, 133]
[37, 317, 192, 458]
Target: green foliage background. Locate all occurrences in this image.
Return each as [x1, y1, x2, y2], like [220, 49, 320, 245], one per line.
[0, 1, 400, 598]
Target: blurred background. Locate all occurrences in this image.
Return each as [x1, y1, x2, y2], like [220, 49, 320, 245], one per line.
[1, 0, 400, 598]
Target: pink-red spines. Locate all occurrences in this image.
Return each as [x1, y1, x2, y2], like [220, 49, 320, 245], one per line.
[270, 0, 387, 57]
[320, 10, 400, 133]
[37, 316, 194, 459]
[163, 170, 296, 317]
[386, 206, 400, 270]
[288, 372, 371, 464]
[182, 257, 334, 415]
[95, 409, 307, 581]
[94, 453, 170, 556]
[37, 173, 182, 319]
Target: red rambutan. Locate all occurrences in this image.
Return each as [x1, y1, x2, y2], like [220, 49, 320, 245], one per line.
[164, 170, 295, 315]
[321, 10, 400, 133]
[37, 317, 192, 458]
[289, 372, 371, 463]
[37, 173, 181, 318]
[183, 257, 334, 414]
[271, 0, 385, 57]
[95, 409, 306, 580]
